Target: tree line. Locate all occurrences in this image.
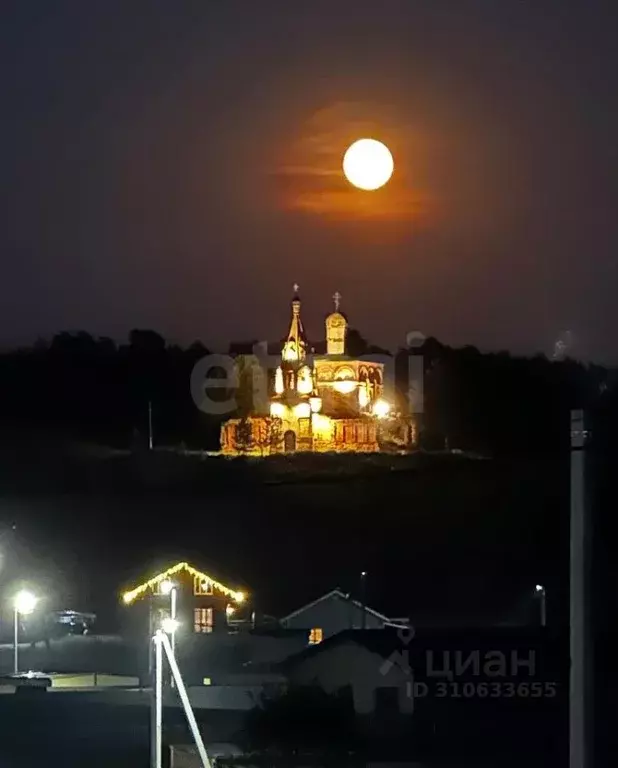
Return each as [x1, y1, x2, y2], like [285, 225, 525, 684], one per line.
[0, 327, 615, 456]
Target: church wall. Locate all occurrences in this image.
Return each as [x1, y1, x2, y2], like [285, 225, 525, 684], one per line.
[221, 415, 383, 455]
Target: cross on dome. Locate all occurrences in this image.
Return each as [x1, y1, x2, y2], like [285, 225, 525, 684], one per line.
[333, 291, 342, 311]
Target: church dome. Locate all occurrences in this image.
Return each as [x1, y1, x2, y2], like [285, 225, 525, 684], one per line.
[325, 310, 347, 324]
[325, 301, 347, 356]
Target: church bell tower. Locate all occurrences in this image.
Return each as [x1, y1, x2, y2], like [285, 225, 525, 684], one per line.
[325, 291, 347, 356]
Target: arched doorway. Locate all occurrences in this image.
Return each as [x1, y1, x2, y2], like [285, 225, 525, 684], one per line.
[283, 430, 297, 453]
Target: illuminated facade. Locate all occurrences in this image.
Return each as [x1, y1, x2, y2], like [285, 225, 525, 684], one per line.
[221, 287, 416, 455]
[121, 561, 248, 634]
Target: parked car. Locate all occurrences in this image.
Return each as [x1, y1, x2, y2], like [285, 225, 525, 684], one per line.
[49, 610, 96, 636]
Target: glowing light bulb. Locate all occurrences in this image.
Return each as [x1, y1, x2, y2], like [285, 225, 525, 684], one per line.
[270, 402, 286, 417]
[161, 617, 179, 634]
[14, 591, 38, 615]
[372, 399, 390, 419]
[294, 402, 311, 418]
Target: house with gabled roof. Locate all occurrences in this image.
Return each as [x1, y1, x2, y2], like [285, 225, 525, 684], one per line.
[121, 560, 250, 636]
[279, 588, 409, 645]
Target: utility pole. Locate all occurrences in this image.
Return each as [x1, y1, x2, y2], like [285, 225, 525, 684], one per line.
[148, 400, 153, 450]
[149, 599, 156, 768]
[360, 571, 367, 630]
[535, 584, 547, 627]
[570, 409, 591, 768]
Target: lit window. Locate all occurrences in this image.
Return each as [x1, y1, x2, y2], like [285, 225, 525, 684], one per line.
[298, 418, 311, 439]
[274, 367, 284, 394]
[282, 342, 298, 362]
[335, 366, 355, 380]
[333, 367, 356, 394]
[194, 607, 213, 633]
[309, 628, 323, 645]
[297, 366, 313, 395]
[358, 385, 370, 408]
[194, 575, 213, 596]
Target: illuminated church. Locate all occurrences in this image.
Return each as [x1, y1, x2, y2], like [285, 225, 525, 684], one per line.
[220, 287, 415, 455]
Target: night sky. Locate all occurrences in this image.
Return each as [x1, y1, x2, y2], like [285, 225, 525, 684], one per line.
[1, 1, 617, 361]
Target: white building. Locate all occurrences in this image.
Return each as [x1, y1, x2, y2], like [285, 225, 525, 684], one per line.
[279, 588, 410, 645]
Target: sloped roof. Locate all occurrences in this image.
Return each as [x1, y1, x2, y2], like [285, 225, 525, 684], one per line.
[121, 561, 246, 605]
[279, 588, 408, 626]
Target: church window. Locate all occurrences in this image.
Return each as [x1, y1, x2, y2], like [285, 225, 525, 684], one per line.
[335, 366, 355, 380]
[194, 607, 214, 634]
[344, 424, 355, 443]
[335, 422, 344, 442]
[283, 341, 298, 362]
[298, 418, 311, 439]
[274, 367, 284, 394]
[356, 423, 366, 442]
[309, 628, 323, 645]
[358, 384, 370, 408]
[333, 366, 356, 394]
[297, 366, 313, 395]
[194, 575, 214, 596]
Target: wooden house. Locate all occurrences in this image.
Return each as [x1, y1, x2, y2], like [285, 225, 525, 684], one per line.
[121, 561, 249, 637]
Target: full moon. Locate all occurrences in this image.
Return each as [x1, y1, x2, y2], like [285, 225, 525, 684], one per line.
[342, 138, 394, 191]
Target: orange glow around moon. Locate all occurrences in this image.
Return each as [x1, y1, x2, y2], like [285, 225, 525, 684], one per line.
[342, 138, 394, 190]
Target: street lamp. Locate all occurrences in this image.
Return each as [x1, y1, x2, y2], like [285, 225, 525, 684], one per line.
[535, 584, 546, 627]
[159, 580, 178, 656]
[161, 615, 179, 690]
[161, 617, 179, 635]
[13, 590, 38, 674]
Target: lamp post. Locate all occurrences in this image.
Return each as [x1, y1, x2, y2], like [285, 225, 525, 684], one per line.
[159, 580, 177, 657]
[170, 588, 177, 657]
[360, 571, 367, 630]
[161, 617, 179, 690]
[535, 584, 546, 627]
[160, 579, 178, 690]
[148, 400, 153, 450]
[13, 590, 37, 675]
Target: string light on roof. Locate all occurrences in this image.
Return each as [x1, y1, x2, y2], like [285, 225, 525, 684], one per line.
[122, 561, 247, 605]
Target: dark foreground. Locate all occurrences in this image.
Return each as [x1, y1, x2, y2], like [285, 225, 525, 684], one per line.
[0, 697, 150, 768]
[0, 694, 571, 768]
[0, 695, 246, 768]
